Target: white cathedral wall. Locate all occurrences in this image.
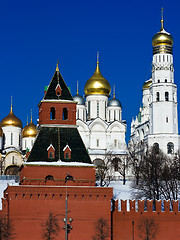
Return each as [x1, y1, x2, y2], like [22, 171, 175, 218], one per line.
[86, 95, 108, 120]
[2, 126, 21, 150]
[4, 151, 23, 170]
[90, 123, 106, 149]
[22, 137, 35, 151]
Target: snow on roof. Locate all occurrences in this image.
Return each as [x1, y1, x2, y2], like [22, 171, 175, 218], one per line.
[24, 161, 95, 167]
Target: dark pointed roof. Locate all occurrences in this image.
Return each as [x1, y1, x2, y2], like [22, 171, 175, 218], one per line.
[44, 70, 73, 101]
[27, 126, 91, 164]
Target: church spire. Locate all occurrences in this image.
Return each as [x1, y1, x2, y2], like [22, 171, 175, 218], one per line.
[161, 7, 164, 30]
[56, 60, 59, 72]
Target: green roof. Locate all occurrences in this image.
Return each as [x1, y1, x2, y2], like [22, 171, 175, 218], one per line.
[27, 126, 92, 164]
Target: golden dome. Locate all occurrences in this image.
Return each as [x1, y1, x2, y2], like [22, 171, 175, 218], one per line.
[152, 14, 173, 47]
[84, 61, 111, 96]
[22, 117, 37, 138]
[1, 106, 22, 128]
[143, 79, 152, 90]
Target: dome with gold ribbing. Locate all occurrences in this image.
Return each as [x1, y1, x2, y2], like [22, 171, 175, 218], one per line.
[22, 115, 37, 138]
[84, 55, 111, 96]
[143, 79, 152, 90]
[152, 9, 173, 54]
[1, 105, 22, 128]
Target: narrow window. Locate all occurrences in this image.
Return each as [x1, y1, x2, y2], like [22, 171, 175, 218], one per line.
[163, 55, 165, 62]
[65, 152, 69, 159]
[11, 133, 13, 145]
[62, 108, 68, 120]
[167, 142, 174, 154]
[156, 92, 160, 101]
[165, 92, 169, 101]
[166, 117, 168, 123]
[114, 110, 116, 120]
[88, 101, 90, 118]
[158, 79, 160, 83]
[159, 55, 161, 62]
[165, 79, 167, 83]
[49, 152, 54, 159]
[97, 139, 99, 147]
[12, 156, 14, 165]
[114, 139, 117, 147]
[167, 55, 168, 61]
[97, 102, 99, 117]
[50, 107, 55, 120]
[153, 143, 159, 154]
[31, 140, 33, 146]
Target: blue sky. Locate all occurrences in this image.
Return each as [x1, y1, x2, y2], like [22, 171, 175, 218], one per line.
[0, 0, 180, 141]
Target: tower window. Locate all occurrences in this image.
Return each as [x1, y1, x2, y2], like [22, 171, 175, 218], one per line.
[156, 92, 160, 101]
[97, 139, 99, 147]
[165, 92, 169, 101]
[97, 102, 99, 117]
[11, 133, 13, 145]
[114, 139, 117, 147]
[165, 79, 167, 83]
[158, 79, 160, 83]
[62, 108, 68, 120]
[163, 55, 165, 62]
[50, 107, 55, 120]
[159, 55, 161, 62]
[167, 142, 174, 154]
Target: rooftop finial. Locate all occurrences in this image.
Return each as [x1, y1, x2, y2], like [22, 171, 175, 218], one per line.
[27, 115, 28, 125]
[161, 7, 164, 30]
[77, 81, 79, 95]
[113, 84, 115, 99]
[56, 60, 59, 72]
[97, 51, 99, 64]
[31, 109, 32, 123]
[11, 96, 13, 112]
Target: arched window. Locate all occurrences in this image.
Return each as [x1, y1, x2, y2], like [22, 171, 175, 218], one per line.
[167, 142, 174, 154]
[50, 107, 55, 120]
[49, 152, 54, 158]
[45, 175, 54, 181]
[165, 92, 169, 101]
[156, 92, 160, 101]
[153, 143, 159, 154]
[165, 79, 167, 83]
[158, 79, 160, 83]
[62, 108, 68, 120]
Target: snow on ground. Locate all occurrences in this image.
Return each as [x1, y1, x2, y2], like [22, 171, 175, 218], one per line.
[109, 180, 132, 200]
[0, 180, 19, 210]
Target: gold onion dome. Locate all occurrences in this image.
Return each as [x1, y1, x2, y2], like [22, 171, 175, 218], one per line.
[143, 79, 152, 90]
[152, 10, 173, 47]
[84, 60, 111, 96]
[1, 106, 22, 128]
[22, 117, 37, 138]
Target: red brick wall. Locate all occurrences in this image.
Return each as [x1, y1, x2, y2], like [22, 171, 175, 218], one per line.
[38, 102, 76, 125]
[2, 185, 112, 240]
[113, 199, 180, 240]
[20, 165, 96, 186]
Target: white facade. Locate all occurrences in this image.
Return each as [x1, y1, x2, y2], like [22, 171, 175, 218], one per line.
[130, 20, 180, 155]
[74, 62, 127, 165]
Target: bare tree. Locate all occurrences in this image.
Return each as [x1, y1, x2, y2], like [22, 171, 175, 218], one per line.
[41, 212, 60, 240]
[131, 145, 180, 201]
[0, 215, 15, 240]
[111, 155, 128, 185]
[92, 217, 110, 240]
[138, 218, 158, 240]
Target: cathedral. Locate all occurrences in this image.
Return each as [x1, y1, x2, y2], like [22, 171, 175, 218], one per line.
[130, 13, 180, 154]
[0, 105, 37, 175]
[73, 55, 127, 165]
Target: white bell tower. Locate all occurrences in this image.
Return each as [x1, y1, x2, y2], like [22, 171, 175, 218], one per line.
[148, 9, 180, 154]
